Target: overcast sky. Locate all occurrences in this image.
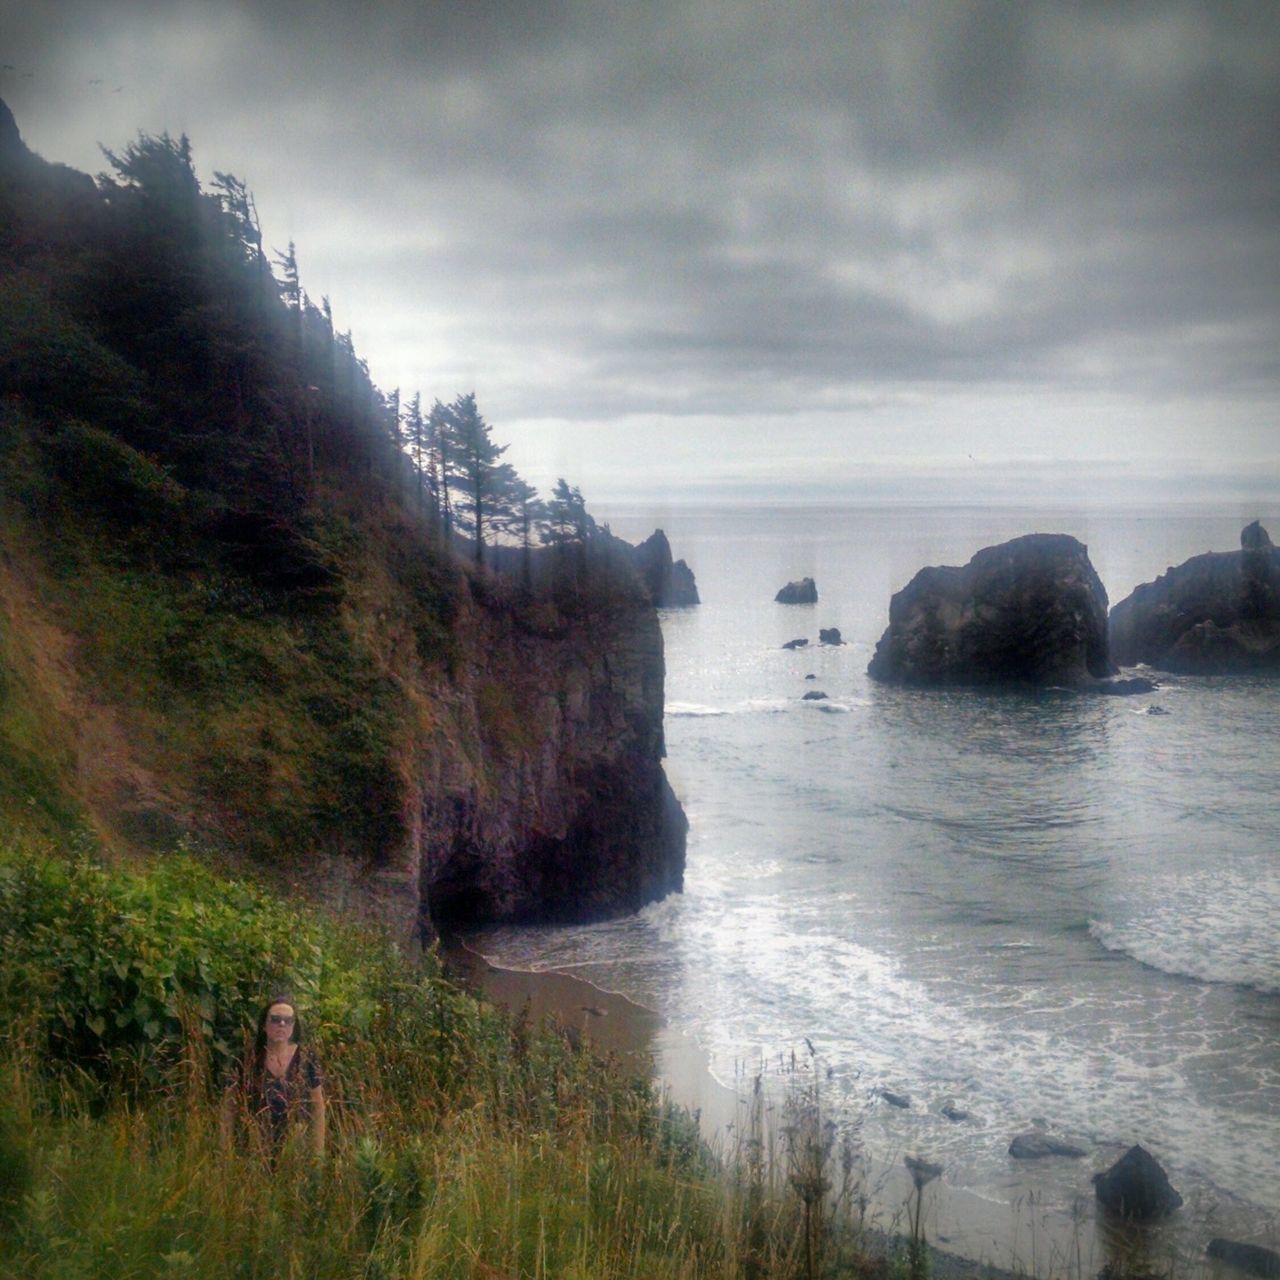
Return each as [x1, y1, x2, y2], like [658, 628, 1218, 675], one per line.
[5, 1, 1278, 509]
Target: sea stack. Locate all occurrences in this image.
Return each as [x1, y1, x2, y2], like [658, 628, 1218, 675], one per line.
[776, 577, 818, 604]
[631, 529, 700, 606]
[867, 533, 1114, 688]
[1109, 522, 1280, 673]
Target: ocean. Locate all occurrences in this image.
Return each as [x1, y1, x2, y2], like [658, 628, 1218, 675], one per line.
[464, 503, 1280, 1267]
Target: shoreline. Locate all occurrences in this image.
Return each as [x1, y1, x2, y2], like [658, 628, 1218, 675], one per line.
[438, 931, 1185, 1280]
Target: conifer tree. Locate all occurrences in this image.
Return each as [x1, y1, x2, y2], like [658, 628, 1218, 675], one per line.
[444, 393, 508, 567]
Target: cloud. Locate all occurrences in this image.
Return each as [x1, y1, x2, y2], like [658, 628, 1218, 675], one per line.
[5, 0, 1278, 499]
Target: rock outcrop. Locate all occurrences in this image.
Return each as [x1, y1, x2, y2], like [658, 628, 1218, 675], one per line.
[420, 583, 685, 931]
[1008, 1132, 1087, 1160]
[632, 529, 700, 606]
[1109, 523, 1280, 673]
[1207, 1240, 1280, 1278]
[776, 578, 818, 604]
[1092, 1145, 1183, 1219]
[819, 627, 844, 645]
[868, 534, 1114, 688]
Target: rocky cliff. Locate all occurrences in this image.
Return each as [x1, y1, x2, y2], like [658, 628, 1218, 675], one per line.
[867, 533, 1115, 687]
[0, 99, 686, 945]
[413, 570, 686, 931]
[1109, 522, 1280, 673]
[632, 529, 700, 606]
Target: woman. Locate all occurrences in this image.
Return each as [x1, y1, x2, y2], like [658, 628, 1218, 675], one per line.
[223, 994, 326, 1157]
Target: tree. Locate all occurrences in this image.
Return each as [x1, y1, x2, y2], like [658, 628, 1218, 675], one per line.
[488, 467, 544, 589]
[440, 394, 509, 565]
[442, 393, 509, 567]
[540, 477, 596, 549]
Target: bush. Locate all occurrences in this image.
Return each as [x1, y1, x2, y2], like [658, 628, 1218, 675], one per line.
[0, 847, 372, 1087]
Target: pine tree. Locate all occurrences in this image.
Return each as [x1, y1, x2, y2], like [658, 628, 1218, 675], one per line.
[444, 393, 508, 567]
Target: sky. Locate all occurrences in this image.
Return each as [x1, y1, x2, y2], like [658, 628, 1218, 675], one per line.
[4, 1, 1279, 510]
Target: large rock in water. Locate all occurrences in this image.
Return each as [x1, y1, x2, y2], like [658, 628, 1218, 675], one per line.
[632, 529, 700, 606]
[867, 534, 1115, 688]
[776, 578, 818, 604]
[1109, 522, 1280, 674]
[1093, 1145, 1183, 1220]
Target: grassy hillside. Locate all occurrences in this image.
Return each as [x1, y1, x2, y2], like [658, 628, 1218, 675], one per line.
[0, 844, 883, 1280]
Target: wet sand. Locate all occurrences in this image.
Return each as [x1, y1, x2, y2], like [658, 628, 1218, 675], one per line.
[438, 932, 1193, 1279]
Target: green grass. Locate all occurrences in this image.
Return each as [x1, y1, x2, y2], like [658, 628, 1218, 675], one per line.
[0, 409, 421, 863]
[0, 841, 888, 1280]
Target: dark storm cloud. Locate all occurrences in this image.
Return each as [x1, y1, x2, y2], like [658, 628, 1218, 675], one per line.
[6, 0, 1279, 485]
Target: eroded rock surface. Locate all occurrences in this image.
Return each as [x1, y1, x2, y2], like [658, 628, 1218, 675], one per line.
[868, 534, 1114, 688]
[1109, 523, 1280, 673]
[633, 529, 700, 606]
[1093, 1145, 1183, 1219]
[776, 577, 818, 604]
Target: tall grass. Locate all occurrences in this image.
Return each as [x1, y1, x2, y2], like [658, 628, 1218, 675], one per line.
[0, 844, 883, 1279]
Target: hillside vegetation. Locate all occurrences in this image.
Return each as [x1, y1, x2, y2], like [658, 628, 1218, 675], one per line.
[0, 104, 886, 1278]
[0, 99, 686, 936]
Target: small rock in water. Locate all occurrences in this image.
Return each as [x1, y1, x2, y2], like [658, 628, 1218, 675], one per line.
[782, 637, 809, 649]
[819, 627, 844, 645]
[805, 673, 817, 680]
[940, 1099, 970, 1123]
[1092, 1145, 1182, 1219]
[1009, 1132, 1087, 1160]
[802, 690, 828, 701]
[1206, 1239, 1280, 1279]
[880, 1089, 912, 1110]
[1145, 705, 1171, 716]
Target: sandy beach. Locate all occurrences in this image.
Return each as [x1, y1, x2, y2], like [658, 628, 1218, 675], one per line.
[436, 932, 1198, 1280]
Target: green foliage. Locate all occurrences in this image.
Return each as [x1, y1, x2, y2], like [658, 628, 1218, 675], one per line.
[0, 274, 147, 434]
[33, 419, 189, 545]
[0, 847, 369, 1086]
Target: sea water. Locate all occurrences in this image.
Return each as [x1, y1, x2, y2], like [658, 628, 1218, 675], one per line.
[466, 504, 1280, 1265]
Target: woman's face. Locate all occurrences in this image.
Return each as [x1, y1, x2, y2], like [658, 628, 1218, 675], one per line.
[266, 1002, 296, 1045]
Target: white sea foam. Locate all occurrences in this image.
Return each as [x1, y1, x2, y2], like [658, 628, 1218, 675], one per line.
[1089, 919, 1280, 995]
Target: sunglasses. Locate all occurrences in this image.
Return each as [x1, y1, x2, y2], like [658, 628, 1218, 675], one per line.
[268, 1013, 296, 1026]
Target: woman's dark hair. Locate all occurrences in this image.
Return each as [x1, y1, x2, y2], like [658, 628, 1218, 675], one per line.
[253, 993, 303, 1062]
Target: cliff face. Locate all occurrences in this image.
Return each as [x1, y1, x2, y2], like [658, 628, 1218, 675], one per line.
[0, 100, 686, 944]
[867, 533, 1115, 687]
[1109, 522, 1280, 673]
[413, 577, 686, 932]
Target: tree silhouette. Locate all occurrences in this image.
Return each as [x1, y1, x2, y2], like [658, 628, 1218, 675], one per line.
[442, 393, 508, 566]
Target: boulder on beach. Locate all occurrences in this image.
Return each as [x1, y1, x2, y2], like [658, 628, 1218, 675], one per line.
[776, 577, 818, 604]
[867, 534, 1115, 689]
[1092, 1145, 1183, 1219]
[1109, 522, 1280, 674]
[1008, 1132, 1087, 1160]
[782, 637, 808, 649]
[819, 627, 844, 645]
[1207, 1240, 1280, 1279]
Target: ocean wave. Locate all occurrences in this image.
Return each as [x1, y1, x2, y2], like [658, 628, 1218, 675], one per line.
[666, 701, 731, 717]
[1089, 919, 1280, 996]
